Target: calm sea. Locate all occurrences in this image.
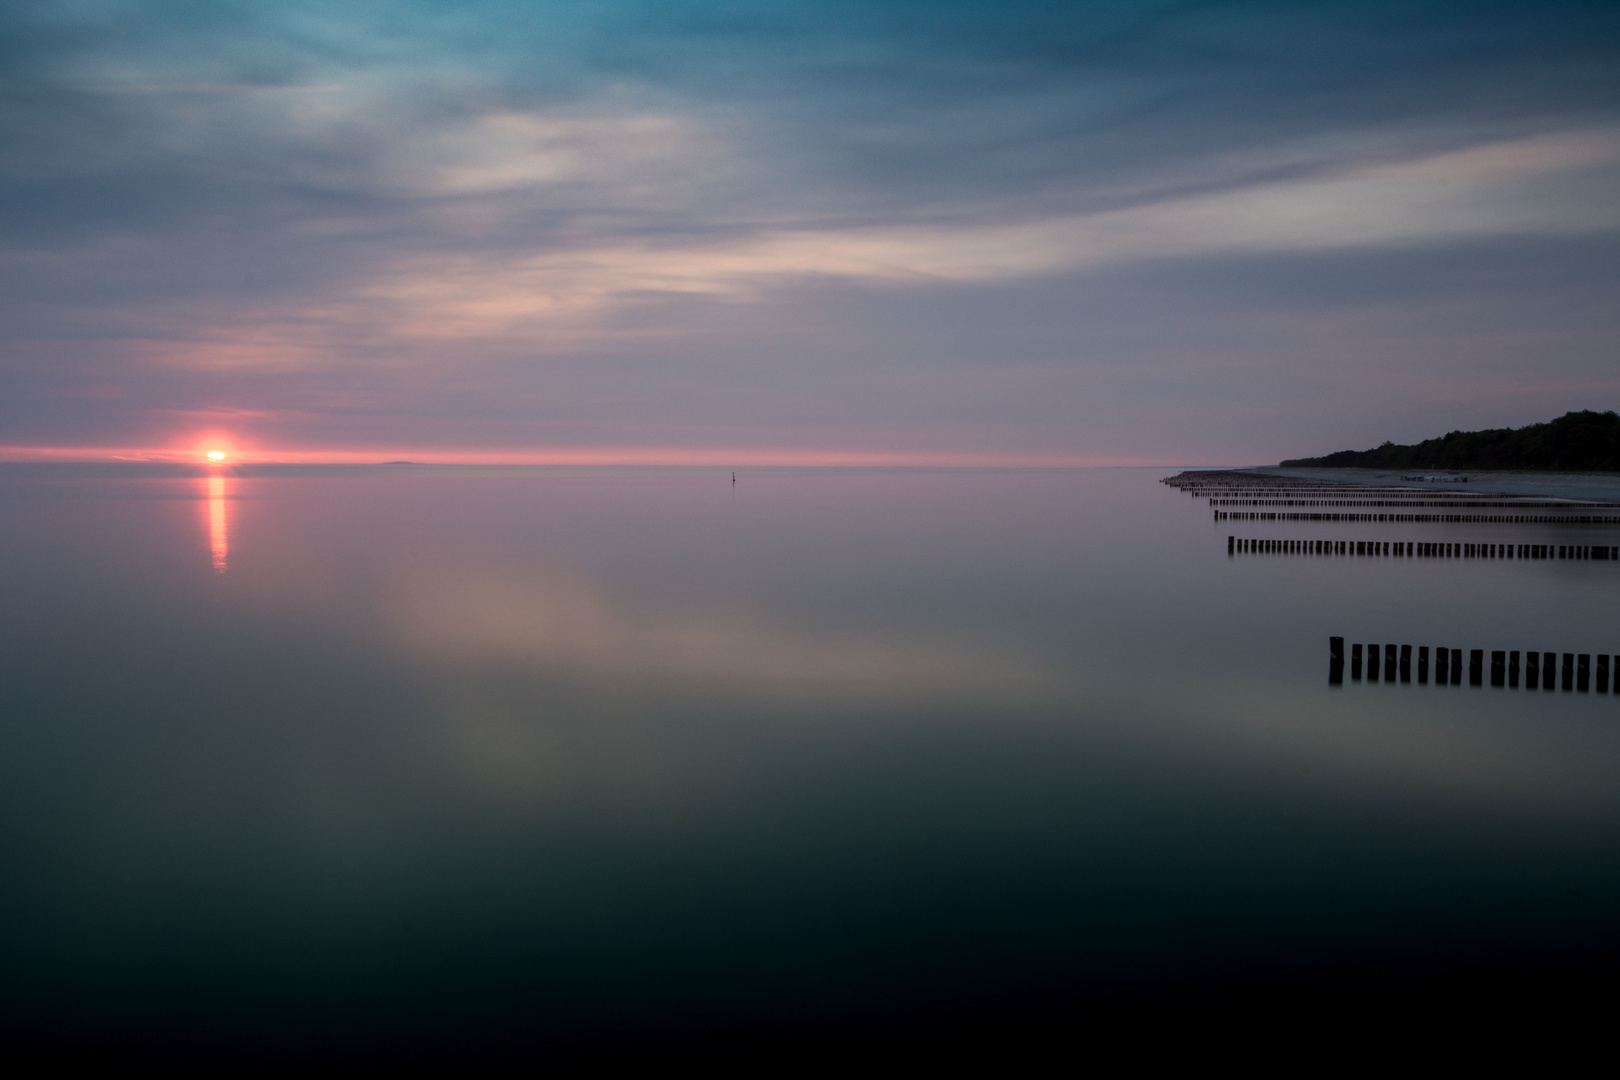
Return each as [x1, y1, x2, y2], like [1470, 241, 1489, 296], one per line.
[1, 465, 1617, 1053]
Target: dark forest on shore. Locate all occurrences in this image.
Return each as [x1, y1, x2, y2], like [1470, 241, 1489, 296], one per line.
[1281, 411, 1620, 472]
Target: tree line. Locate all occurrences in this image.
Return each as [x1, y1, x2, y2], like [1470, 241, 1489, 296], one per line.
[1281, 410, 1620, 472]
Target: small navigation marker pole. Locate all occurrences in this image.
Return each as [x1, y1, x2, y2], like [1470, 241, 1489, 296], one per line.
[732, 472, 736, 484]
[1330, 637, 1344, 685]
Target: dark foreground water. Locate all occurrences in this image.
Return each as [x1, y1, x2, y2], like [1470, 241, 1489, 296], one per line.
[1, 465, 1618, 1056]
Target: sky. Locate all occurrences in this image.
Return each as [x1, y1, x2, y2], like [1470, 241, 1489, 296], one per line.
[2, 0, 1618, 465]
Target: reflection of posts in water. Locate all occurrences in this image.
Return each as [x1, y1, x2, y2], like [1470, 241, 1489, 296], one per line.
[207, 474, 229, 574]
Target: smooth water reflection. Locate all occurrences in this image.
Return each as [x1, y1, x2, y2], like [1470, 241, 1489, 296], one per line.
[0, 465, 1618, 1050]
[206, 474, 228, 574]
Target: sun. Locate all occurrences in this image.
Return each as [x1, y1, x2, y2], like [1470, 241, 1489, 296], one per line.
[206, 450, 226, 462]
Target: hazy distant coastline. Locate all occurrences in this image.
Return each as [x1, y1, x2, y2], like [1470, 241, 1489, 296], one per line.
[1255, 466, 1620, 504]
[1280, 410, 1620, 473]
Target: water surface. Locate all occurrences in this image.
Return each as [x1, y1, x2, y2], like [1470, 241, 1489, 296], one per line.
[1, 465, 1617, 1051]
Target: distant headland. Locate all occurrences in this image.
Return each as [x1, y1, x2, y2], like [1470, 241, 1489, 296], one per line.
[1281, 410, 1620, 472]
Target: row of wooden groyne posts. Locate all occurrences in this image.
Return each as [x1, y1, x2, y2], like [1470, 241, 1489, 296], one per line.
[1162, 470, 1620, 558]
[1216, 511, 1620, 524]
[1328, 638, 1618, 692]
[1230, 537, 1619, 561]
[1209, 497, 1614, 509]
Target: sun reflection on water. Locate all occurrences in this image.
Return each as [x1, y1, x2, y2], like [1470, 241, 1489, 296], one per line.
[207, 474, 228, 573]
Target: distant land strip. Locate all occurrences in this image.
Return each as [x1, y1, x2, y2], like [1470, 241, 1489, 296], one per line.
[1215, 511, 1620, 524]
[1280, 410, 1620, 471]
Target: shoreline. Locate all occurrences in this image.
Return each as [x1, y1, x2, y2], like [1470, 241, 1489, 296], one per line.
[1253, 466, 1620, 504]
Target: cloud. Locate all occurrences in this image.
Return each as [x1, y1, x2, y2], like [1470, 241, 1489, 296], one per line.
[1, 1, 1619, 455]
[334, 126, 1620, 341]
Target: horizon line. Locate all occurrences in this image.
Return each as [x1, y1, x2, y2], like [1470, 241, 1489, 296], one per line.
[0, 445, 1237, 469]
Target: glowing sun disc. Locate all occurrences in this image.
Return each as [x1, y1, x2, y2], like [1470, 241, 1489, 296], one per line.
[206, 450, 226, 462]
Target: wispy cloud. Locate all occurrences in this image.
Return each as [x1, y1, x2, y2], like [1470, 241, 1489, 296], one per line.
[2, 1, 1618, 457]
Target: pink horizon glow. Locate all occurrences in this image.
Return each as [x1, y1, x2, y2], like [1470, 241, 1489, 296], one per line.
[0, 444, 1205, 468]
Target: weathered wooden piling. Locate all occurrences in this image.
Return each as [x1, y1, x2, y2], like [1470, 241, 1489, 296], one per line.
[1368, 643, 1380, 680]
[1400, 643, 1412, 682]
[1600, 654, 1611, 694]
[1451, 648, 1463, 685]
[1509, 650, 1520, 688]
[1228, 536, 1620, 564]
[1578, 654, 1591, 693]
[1418, 645, 1430, 683]
[1526, 651, 1540, 687]
[1352, 643, 1363, 680]
[1469, 649, 1483, 686]
[1436, 647, 1450, 683]
[1544, 651, 1557, 690]
[1562, 653, 1574, 692]
[1491, 650, 1505, 687]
